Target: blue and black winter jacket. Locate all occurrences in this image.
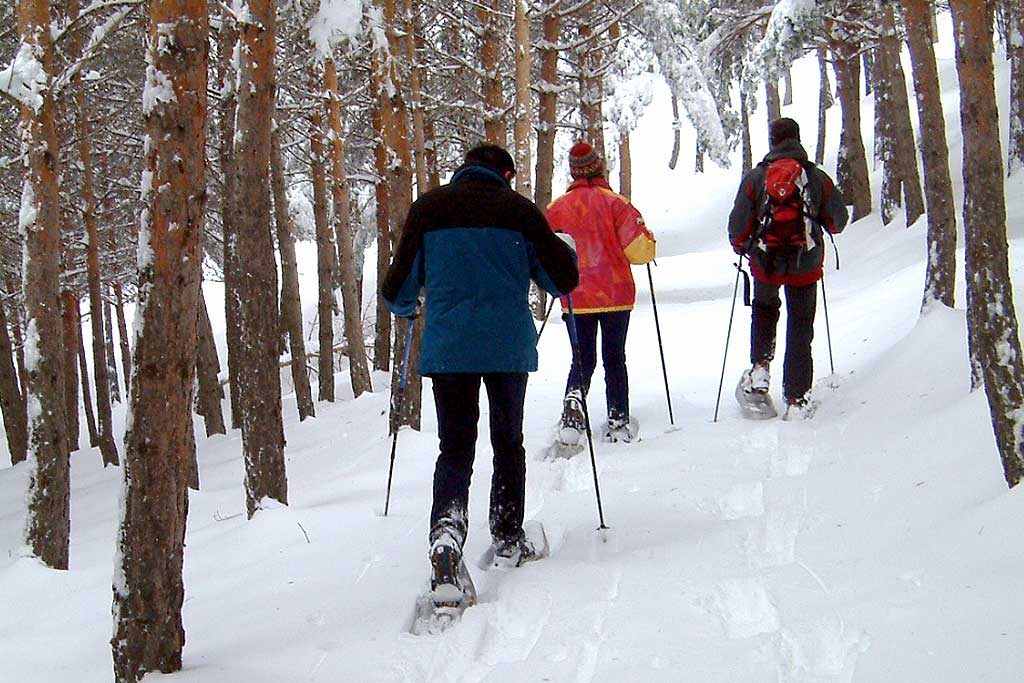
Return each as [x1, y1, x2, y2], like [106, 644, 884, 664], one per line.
[381, 165, 579, 375]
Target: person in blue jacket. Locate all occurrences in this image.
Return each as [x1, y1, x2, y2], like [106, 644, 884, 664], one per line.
[381, 144, 578, 599]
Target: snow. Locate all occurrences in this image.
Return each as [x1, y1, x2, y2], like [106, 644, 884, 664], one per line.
[0, 42, 47, 113]
[308, 0, 363, 59]
[4, 11, 1024, 683]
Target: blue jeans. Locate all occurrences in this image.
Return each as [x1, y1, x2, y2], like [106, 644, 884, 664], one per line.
[564, 310, 631, 418]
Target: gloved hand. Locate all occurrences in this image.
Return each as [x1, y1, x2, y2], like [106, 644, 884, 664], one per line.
[732, 242, 746, 256]
[555, 231, 577, 253]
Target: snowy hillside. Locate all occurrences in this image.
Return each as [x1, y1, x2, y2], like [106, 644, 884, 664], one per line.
[3, 15, 1024, 683]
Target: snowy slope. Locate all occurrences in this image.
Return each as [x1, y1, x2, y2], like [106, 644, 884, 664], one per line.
[3, 15, 1024, 682]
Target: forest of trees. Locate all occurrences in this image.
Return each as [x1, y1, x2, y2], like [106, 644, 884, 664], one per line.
[1, 0, 1023, 680]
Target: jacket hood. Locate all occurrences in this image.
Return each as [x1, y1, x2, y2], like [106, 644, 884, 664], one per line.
[762, 139, 809, 163]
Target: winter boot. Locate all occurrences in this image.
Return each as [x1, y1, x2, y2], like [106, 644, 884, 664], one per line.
[748, 360, 770, 394]
[735, 360, 777, 419]
[558, 389, 586, 446]
[782, 393, 817, 422]
[492, 533, 540, 568]
[603, 411, 638, 443]
[429, 531, 469, 606]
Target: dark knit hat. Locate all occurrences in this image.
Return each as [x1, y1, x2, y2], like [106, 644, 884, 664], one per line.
[769, 118, 800, 148]
[569, 140, 604, 179]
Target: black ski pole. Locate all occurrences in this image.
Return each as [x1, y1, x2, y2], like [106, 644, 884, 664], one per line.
[646, 262, 674, 425]
[565, 295, 609, 531]
[821, 276, 835, 376]
[384, 318, 417, 517]
[535, 295, 557, 345]
[713, 258, 744, 423]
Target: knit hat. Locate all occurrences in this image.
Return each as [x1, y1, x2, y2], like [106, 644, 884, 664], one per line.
[569, 141, 604, 179]
[769, 118, 800, 148]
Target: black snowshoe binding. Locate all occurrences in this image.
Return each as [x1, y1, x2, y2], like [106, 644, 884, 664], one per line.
[602, 411, 639, 443]
[409, 532, 477, 635]
[782, 393, 817, 422]
[478, 521, 550, 570]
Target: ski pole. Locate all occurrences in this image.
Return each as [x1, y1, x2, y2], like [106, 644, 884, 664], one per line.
[565, 295, 609, 531]
[535, 295, 556, 345]
[713, 258, 744, 423]
[384, 318, 417, 517]
[820, 276, 835, 376]
[646, 262, 674, 425]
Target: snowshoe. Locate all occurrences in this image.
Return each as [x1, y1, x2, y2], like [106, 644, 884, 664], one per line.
[601, 414, 639, 443]
[409, 535, 478, 635]
[735, 366, 778, 420]
[478, 520, 550, 570]
[557, 390, 586, 446]
[781, 394, 817, 422]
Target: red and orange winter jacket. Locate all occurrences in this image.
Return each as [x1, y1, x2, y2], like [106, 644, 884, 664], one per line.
[545, 177, 656, 314]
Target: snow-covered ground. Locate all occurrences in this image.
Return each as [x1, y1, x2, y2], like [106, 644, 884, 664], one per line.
[3, 16, 1024, 682]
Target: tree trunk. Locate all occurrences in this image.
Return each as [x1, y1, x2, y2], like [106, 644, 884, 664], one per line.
[695, 141, 705, 173]
[902, 0, 957, 309]
[874, 5, 925, 227]
[478, 0, 507, 145]
[60, 290, 80, 452]
[75, 49, 119, 464]
[195, 289, 226, 436]
[668, 96, 682, 170]
[113, 283, 131, 384]
[18, 0, 71, 571]
[0, 290, 28, 464]
[535, 1, 560, 209]
[765, 80, 782, 127]
[949, 0, 1024, 487]
[310, 109, 335, 402]
[6, 275, 30, 401]
[111, 2, 207, 677]
[270, 125, 314, 420]
[104, 297, 121, 403]
[783, 68, 794, 106]
[578, 15, 605, 157]
[370, 88, 391, 372]
[832, 47, 872, 220]
[1008, 3, 1024, 175]
[218, 10, 242, 430]
[77, 313, 98, 447]
[816, 46, 833, 166]
[619, 134, 632, 199]
[234, 0, 287, 518]
[513, 0, 533, 198]
[402, 0, 429, 194]
[324, 60, 372, 398]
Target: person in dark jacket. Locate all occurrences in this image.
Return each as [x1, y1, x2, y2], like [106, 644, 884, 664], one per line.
[381, 144, 578, 599]
[728, 118, 849, 419]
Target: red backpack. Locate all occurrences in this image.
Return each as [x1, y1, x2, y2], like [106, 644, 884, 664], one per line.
[758, 158, 811, 253]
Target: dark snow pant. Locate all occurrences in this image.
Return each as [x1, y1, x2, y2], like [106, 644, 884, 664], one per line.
[751, 279, 817, 400]
[564, 310, 631, 419]
[429, 372, 528, 550]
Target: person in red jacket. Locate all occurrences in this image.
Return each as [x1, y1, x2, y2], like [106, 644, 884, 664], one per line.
[545, 141, 656, 444]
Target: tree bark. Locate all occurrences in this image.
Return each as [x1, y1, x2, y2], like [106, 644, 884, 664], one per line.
[668, 96, 682, 170]
[324, 60, 372, 398]
[370, 84, 391, 372]
[902, 0, 957, 309]
[740, 91, 753, 175]
[104, 297, 121, 403]
[478, 0, 507, 145]
[783, 68, 794, 106]
[949, 0, 1024, 487]
[60, 290, 80, 452]
[765, 80, 782, 127]
[270, 125, 314, 420]
[217, 10, 242, 430]
[832, 46, 872, 220]
[233, 0, 287, 518]
[401, 0, 429, 194]
[111, 2, 207, 677]
[816, 46, 833, 166]
[0, 289, 28, 464]
[1008, 3, 1024, 175]
[578, 14, 605, 157]
[619, 134, 632, 199]
[77, 312, 98, 447]
[513, 0, 533, 198]
[874, 5, 925, 227]
[195, 289, 226, 436]
[6, 275, 30, 402]
[535, 1, 560, 210]
[18, 0, 71, 571]
[310, 109, 335, 402]
[113, 283, 131, 385]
